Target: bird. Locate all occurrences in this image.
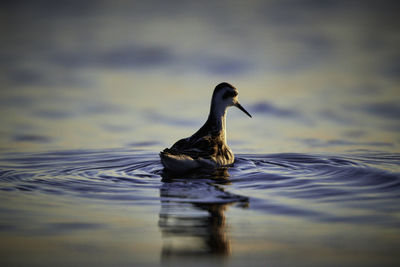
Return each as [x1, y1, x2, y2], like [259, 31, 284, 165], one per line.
[160, 82, 252, 173]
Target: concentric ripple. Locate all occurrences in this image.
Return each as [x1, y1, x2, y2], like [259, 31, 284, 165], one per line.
[0, 149, 399, 227]
[0, 149, 162, 202]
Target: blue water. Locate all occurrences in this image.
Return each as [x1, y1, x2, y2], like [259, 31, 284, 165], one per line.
[1, 149, 399, 266]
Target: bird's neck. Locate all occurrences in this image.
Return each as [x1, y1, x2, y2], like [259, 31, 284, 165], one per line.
[207, 101, 227, 142]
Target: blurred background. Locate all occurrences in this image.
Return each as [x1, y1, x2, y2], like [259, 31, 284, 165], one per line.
[1, 0, 399, 154]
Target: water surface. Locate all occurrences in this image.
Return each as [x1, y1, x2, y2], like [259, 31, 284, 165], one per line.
[1, 149, 399, 266]
[1, 1, 400, 266]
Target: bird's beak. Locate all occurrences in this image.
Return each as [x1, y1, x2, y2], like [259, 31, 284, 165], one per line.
[235, 102, 252, 118]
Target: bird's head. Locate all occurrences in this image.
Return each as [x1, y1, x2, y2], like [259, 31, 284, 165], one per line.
[212, 82, 252, 118]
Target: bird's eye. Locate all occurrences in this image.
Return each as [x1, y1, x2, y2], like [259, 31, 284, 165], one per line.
[222, 90, 238, 99]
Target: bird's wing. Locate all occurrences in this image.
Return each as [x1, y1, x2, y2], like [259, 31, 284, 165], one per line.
[163, 136, 215, 159]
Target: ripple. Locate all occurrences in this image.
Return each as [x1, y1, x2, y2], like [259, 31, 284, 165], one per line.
[0, 149, 162, 201]
[0, 149, 399, 227]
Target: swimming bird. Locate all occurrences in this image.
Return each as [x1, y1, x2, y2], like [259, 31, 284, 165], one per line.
[160, 82, 252, 173]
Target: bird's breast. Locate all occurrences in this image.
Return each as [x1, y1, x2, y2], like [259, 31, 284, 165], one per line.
[213, 143, 234, 166]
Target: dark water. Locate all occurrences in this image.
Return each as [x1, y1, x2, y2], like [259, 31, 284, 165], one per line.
[1, 149, 399, 266]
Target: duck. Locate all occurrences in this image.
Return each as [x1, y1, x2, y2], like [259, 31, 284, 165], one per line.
[160, 82, 252, 173]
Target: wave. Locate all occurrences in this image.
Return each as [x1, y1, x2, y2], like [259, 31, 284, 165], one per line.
[0, 149, 399, 227]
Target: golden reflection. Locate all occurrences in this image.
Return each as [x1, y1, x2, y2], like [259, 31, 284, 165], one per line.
[158, 168, 247, 262]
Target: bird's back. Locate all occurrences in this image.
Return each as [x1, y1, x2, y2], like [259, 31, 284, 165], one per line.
[160, 133, 234, 172]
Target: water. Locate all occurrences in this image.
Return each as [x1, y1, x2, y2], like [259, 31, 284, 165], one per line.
[1, 148, 399, 266]
[1, 1, 400, 266]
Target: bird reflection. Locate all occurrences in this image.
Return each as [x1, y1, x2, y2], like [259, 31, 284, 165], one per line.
[159, 168, 248, 262]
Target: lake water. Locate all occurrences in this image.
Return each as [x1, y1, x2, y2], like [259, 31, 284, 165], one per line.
[1, 147, 399, 266]
[1, 1, 400, 266]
